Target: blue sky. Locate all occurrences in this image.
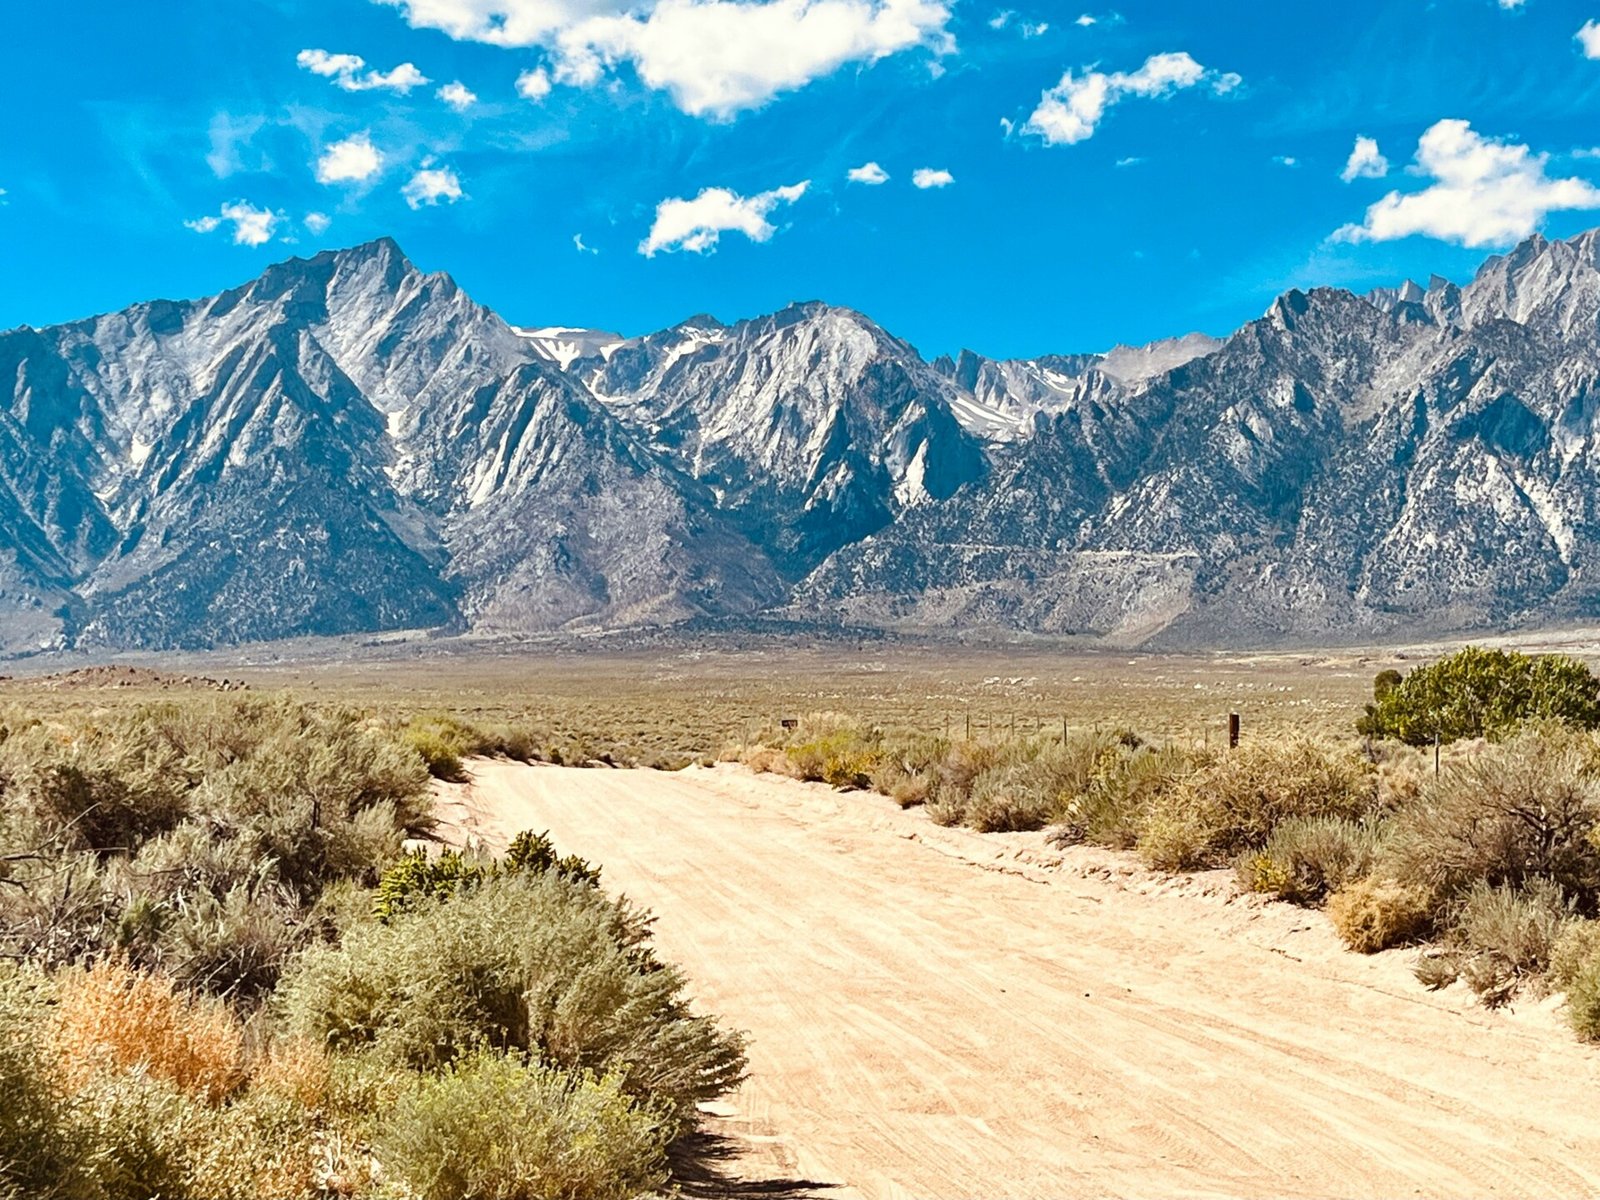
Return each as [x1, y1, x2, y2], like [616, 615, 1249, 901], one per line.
[7, 0, 1600, 359]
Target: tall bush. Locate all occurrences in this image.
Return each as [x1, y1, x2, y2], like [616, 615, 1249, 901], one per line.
[1358, 646, 1600, 745]
[276, 871, 745, 1122]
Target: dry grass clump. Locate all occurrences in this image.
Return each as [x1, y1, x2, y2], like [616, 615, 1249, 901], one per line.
[1327, 878, 1434, 953]
[53, 959, 246, 1103]
[1054, 744, 1196, 850]
[1139, 740, 1379, 871]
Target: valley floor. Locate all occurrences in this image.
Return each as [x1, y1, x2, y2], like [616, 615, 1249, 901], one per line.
[435, 760, 1600, 1199]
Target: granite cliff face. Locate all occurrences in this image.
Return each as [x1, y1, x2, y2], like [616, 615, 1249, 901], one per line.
[8, 230, 1600, 651]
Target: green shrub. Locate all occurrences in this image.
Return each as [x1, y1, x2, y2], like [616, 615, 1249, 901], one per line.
[375, 1051, 669, 1200]
[1554, 921, 1600, 1041]
[372, 847, 494, 923]
[401, 729, 465, 781]
[1385, 727, 1600, 908]
[1565, 953, 1600, 1041]
[1236, 816, 1386, 906]
[1358, 646, 1600, 745]
[502, 830, 600, 886]
[785, 726, 879, 788]
[1326, 878, 1434, 953]
[277, 872, 745, 1122]
[373, 832, 600, 924]
[966, 767, 1058, 832]
[1551, 919, 1600, 989]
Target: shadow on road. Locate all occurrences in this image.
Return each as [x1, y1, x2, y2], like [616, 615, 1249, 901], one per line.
[670, 1129, 842, 1200]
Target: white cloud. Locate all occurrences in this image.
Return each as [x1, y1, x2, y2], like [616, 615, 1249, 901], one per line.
[316, 133, 384, 184]
[305, 212, 331, 235]
[298, 49, 365, 78]
[1580, 19, 1600, 58]
[1114, 156, 1143, 167]
[1499, 0, 1525, 7]
[1075, 12, 1095, 24]
[911, 166, 953, 188]
[1021, 20, 1047, 36]
[988, 10, 1012, 28]
[574, 232, 598, 253]
[379, 0, 953, 119]
[1022, 51, 1236, 146]
[1334, 119, 1600, 248]
[848, 160, 890, 183]
[1340, 135, 1388, 182]
[402, 165, 465, 208]
[438, 80, 479, 109]
[297, 48, 430, 93]
[640, 180, 809, 255]
[184, 201, 280, 246]
[516, 67, 553, 99]
[1274, 155, 1299, 168]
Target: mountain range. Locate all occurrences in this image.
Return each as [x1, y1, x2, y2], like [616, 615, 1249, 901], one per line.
[6, 229, 1600, 653]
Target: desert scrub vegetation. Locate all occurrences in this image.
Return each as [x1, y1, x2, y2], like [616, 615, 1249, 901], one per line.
[0, 696, 431, 990]
[745, 704, 1600, 1040]
[0, 694, 746, 1197]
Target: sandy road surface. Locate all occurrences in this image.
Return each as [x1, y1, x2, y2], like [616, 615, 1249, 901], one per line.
[435, 760, 1600, 1199]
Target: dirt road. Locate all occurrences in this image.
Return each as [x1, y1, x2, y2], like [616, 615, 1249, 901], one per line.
[436, 760, 1600, 1199]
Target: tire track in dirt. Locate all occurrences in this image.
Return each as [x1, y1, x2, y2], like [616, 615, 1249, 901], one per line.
[436, 760, 1600, 1199]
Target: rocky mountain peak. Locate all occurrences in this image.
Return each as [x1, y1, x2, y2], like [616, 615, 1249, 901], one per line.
[13, 229, 1600, 652]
